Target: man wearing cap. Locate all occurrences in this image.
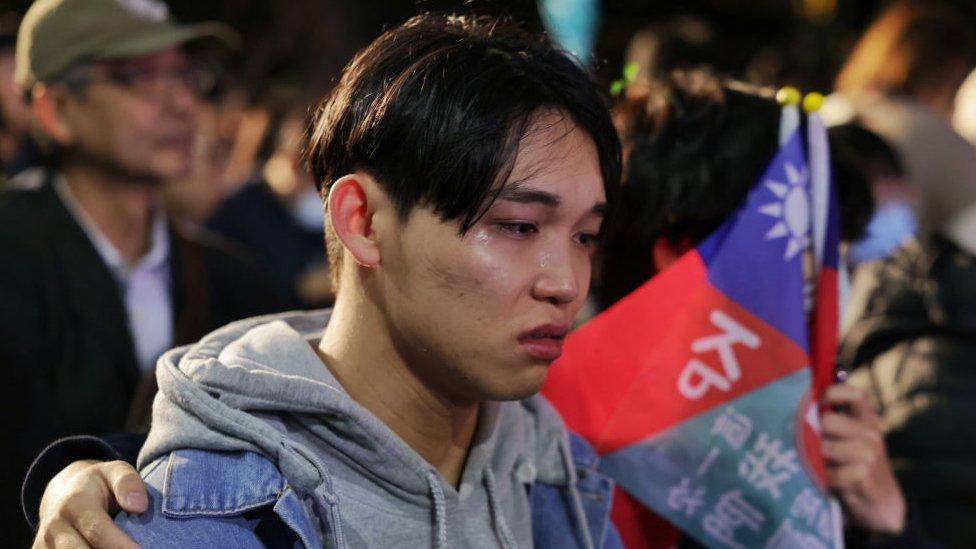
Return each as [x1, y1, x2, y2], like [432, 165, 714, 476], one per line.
[0, 0, 284, 543]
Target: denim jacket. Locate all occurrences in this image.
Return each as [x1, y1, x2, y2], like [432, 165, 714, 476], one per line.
[117, 432, 621, 548]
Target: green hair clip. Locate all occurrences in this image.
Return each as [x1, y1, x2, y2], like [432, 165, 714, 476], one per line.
[610, 62, 640, 97]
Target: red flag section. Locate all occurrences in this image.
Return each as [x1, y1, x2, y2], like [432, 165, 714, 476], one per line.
[544, 250, 810, 455]
[809, 266, 839, 399]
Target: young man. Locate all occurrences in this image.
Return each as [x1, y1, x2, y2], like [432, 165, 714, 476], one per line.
[2, 0, 284, 544]
[27, 12, 623, 548]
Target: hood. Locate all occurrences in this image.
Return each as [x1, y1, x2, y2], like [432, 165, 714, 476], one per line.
[139, 309, 581, 546]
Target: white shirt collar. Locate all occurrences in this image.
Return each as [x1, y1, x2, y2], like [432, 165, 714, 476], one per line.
[53, 174, 170, 278]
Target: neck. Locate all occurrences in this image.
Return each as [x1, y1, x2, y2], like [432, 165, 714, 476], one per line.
[61, 160, 159, 265]
[317, 277, 479, 487]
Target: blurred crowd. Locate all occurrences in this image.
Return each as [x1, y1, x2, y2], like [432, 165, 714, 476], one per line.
[2, 0, 975, 547]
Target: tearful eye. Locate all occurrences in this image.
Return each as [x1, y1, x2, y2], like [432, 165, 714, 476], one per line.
[576, 232, 601, 247]
[495, 221, 539, 237]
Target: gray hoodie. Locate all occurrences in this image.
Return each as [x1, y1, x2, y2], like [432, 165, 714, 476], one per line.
[138, 310, 587, 548]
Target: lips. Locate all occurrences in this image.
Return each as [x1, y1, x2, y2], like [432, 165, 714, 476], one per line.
[517, 323, 569, 361]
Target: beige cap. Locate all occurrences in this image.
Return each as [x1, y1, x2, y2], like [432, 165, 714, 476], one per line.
[15, 0, 238, 91]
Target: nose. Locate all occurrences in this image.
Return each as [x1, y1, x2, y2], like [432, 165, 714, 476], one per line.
[530, 244, 584, 306]
[167, 78, 198, 115]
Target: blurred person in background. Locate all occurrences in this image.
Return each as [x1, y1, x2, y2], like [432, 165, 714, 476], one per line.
[830, 3, 976, 546]
[0, 0, 286, 544]
[595, 70, 928, 548]
[838, 173, 976, 549]
[828, 123, 914, 269]
[832, 0, 976, 251]
[165, 91, 332, 308]
[0, 12, 41, 181]
[836, 131, 976, 545]
[619, 15, 716, 100]
[160, 95, 237, 227]
[205, 100, 334, 308]
[837, 112, 976, 549]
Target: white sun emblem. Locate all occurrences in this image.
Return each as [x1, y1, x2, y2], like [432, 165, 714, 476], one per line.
[759, 162, 810, 261]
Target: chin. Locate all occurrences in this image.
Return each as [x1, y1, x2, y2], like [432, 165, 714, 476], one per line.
[482, 365, 549, 401]
[152, 149, 192, 178]
[159, 161, 192, 180]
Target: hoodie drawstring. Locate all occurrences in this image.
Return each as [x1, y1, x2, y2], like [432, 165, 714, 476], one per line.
[483, 468, 517, 549]
[425, 471, 449, 549]
[282, 439, 348, 549]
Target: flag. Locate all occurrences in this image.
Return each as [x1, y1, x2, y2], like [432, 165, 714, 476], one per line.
[544, 109, 843, 548]
[807, 110, 843, 400]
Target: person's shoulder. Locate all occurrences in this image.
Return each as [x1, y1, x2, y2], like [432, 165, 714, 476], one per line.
[0, 170, 58, 267]
[0, 169, 51, 231]
[847, 239, 928, 317]
[175, 224, 262, 267]
[116, 449, 299, 547]
[208, 180, 281, 224]
[173, 225, 290, 312]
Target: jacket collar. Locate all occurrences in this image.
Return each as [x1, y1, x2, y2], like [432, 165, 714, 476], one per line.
[157, 435, 616, 549]
[162, 448, 322, 548]
[33, 169, 141, 390]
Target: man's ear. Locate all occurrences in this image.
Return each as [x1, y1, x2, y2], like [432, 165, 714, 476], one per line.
[327, 173, 381, 267]
[30, 85, 72, 145]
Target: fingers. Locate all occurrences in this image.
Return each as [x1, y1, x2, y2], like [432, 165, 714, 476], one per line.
[826, 462, 873, 493]
[98, 461, 148, 514]
[822, 438, 879, 467]
[33, 513, 139, 549]
[822, 384, 879, 425]
[34, 507, 140, 549]
[33, 518, 90, 549]
[820, 408, 883, 443]
[71, 507, 141, 549]
[821, 386, 908, 536]
[34, 460, 143, 549]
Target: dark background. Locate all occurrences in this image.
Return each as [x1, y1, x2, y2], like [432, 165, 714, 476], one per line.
[5, 0, 976, 105]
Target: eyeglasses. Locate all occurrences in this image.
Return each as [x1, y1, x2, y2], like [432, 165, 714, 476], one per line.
[61, 62, 217, 101]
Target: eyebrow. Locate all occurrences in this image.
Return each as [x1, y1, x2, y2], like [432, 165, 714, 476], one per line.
[497, 183, 606, 216]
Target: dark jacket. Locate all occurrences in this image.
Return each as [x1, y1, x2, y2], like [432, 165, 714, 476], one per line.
[206, 180, 327, 309]
[0, 171, 287, 545]
[840, 236, 976, 549]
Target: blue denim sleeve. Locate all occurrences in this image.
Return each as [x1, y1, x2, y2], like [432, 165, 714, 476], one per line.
[115, 457, 301, 549]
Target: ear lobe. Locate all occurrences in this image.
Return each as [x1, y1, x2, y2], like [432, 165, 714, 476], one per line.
[31, 85, 72, 145]
[328, 174, 381, 267]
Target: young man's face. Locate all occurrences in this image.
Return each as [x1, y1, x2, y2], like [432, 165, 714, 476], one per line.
[55, 47, 198, 182]
[377, 111, 606, 404]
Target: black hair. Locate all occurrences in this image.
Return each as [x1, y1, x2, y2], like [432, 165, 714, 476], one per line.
[304, 13, 621, 274]
[599, 71, 780, 309]
[598, 70, 874, 310]
[829, 123, 895, 242]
